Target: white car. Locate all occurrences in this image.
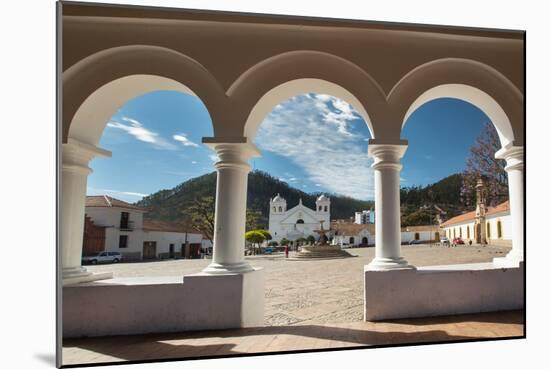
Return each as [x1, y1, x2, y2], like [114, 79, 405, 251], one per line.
[440, 237, 450, 246]
[82, 251, 123, 264]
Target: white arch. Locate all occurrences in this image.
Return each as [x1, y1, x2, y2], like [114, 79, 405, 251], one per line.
[402, 84, 515, 147]
[243, 78, 374, 141]
[68, 74, 198, 146]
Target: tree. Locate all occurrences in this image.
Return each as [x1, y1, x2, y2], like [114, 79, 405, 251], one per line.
[246, 209, 263, 231]
[257, 230, 272, 242]
[307, 235, 316, 244]
[461, 122, 508, 208]
[245, 230, 266, 255]
[185, 196, 215, 243]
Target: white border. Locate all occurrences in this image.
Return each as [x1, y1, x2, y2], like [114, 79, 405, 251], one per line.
[2, 1, 546, 369]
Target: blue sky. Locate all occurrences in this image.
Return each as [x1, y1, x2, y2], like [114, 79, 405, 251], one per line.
[87, 91, 491, 203]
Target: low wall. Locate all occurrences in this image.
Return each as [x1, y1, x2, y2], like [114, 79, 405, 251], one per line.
[364, 262, 523, 321]
[63, 268, 264, 337]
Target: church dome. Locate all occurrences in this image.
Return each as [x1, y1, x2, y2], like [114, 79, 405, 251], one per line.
[272, 193, 285, 202]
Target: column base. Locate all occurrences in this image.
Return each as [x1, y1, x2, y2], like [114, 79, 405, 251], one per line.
[366, 257, 415, 271]
[62, 267, 113, 286]
[493, 254, 523, 268]
[202, 260, 255, 274]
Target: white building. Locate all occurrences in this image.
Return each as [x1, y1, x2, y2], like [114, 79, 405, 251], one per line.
[331, 223, 375, 246]
[268, 194, 330, 243]
[441, 201, 511, 246]
[84, 195, 205, 260]
[355, 210, 375, 224]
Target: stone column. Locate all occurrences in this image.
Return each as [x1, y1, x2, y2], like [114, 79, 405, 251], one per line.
[202, 141, 261, 274]
[62, 139, 112, 285]
[366, 142, 412, 270]
[494, 144, 524, 267]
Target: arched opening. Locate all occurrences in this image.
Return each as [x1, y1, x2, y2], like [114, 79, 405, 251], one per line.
[63, 72, 215, 273]
[246, 86, 374, 327]
[362, 237, 369, 245]
[497, 220, 503, 238]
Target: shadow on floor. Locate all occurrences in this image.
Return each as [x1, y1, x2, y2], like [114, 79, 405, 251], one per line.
[64, 325, 481, 365]
[378, 310, 524, 326]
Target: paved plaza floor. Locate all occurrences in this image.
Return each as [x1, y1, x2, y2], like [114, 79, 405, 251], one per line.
[63, 244, 523, 366]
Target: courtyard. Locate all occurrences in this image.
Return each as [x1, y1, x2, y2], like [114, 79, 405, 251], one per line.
[87, 244, 514, 326]
[63, 243, 523, 366]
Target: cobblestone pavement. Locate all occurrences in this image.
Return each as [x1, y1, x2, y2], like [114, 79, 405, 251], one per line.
[88, 244, 512, 326]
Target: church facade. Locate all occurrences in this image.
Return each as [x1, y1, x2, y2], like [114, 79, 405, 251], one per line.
[268, 194, 330, 243]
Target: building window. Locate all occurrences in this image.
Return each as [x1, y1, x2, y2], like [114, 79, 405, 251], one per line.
[278, 206, 282, 212]
[497, 220, 503, 238]
[349, 237, 355, 244]
[324, 205, 328, 212]
[467, 226, 470, 239]
[459, 227, 462, 238]
[120, 212, 130, 229]
[453, 228, 456, 238]
[296, 219, 304, 224]
[414, 232, 420, 240]
[273, 206, 276, 212]
[487, 223, 491, 239]
[318, 206, 322, 211]
[119, 235, 128, 248]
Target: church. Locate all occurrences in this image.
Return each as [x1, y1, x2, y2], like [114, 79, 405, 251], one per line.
[268, 194, 330, 243]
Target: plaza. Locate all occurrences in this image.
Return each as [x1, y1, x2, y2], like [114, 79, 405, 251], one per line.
[63, 244, 523, 365]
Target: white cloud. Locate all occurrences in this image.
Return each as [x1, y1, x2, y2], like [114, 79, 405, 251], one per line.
[289, 177, 297, 181]
[191, 161, 198, 164]
[173, 133, 199, 147]
[88, 187, 149, 198]
[256, 94, 373, 200]
[106, 116, 176, 150]
[209, 154, 219, 163]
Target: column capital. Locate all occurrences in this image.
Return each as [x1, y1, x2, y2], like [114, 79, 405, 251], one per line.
[203, 138, 261, 171]
[63, 138, 112, 171]
[495, 144, 524, 172]
[368, 141, 408, 170]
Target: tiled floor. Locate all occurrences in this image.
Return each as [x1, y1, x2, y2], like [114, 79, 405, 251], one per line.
[63, 310, 524, 366]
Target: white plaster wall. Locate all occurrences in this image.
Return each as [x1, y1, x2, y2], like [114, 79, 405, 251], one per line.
[442, 214, 512, 243]
[401, 230, 439, 243]
[364, 262, 523, 320]
[143, 231, 203, 256]
[85, 207, 144, 229]
[486, 214, 512, 241]
[63, 268, 265, 337]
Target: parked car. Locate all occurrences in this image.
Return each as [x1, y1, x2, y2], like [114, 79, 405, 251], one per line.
[440, 237, 450, 246]
[264, 247, 274, 255]
[408, 239, 422, 245]
[82, 251, 123, 264]
[452, 237, 465, 245]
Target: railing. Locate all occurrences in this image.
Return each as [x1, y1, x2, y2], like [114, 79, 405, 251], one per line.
[119, 220, 134, 231]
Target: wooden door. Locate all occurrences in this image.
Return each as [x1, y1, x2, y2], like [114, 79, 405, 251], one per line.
[143, 241, 157, 259]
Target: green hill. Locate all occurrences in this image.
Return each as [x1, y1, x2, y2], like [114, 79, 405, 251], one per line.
[135, 170, 375, 227]
[135, 171, 469, 228]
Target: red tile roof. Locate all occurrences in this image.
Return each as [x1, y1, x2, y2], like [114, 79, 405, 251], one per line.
[401, 225, 441, 232]
[331, 223, 375, 236]
[441, 201, 510, 227]
[142, 219, 197, 233]
[85, 195, 145, 211]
